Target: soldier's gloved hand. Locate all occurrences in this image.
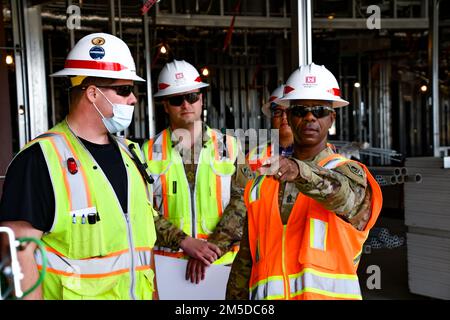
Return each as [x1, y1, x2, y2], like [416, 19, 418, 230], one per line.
[258, 155, 300, 182]
[180, 236, 222, 265]
[186, 258, 208, 284]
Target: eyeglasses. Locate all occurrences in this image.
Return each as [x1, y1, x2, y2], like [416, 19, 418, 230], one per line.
[95, 85, 135, 97]
[166, 92, 201, 106]
[271, 108, 289, 118]
[289, 105, 335, 118]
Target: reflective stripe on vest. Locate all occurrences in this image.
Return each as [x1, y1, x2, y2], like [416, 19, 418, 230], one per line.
[320, 154, 349, 169]
[310, 218, 328, 251]
[146, 130, 173, 219]
[249, 270, 361, 300]
[250, 276, 285, 300]
[35, 132, 93, 214]
[250, 268, 362, 300]
[249, 175, 265, 202]
[35, 247, 152, 278]
[289, 268, 362, 300]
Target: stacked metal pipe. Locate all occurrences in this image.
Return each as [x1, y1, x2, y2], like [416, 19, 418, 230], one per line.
[366, 227, 405, 250]
[368, 166, 422, 187]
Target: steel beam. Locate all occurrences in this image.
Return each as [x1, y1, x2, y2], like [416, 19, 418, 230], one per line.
[143, 12, 155, 138]
[297, 0, 312, 66]
[41, 9, 430, 30]
[150, 15, 428, 29]
[154, 13, 290, 28]
[219, 66, 225, 129]
[430, 0, 440, 156]
[313, 18, 428, 29]
[24, 5, 48, 139]
[11, 0, 29, 147]
[67, 0, 75, 48]
[110, 0, 116, 35]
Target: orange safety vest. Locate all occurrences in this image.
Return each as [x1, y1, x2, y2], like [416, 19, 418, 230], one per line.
[245, 154, 382, 300]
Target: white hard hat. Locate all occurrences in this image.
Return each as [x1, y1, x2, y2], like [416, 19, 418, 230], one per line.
[153, 59, 209, 97]
[51, 33, 144, 82]
[281, 63, 348, 108]
[261, 84, 289, 117]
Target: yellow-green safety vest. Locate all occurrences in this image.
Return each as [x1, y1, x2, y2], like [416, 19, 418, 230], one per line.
[142, 126, 238, 265]
[24, 120, 157, 300]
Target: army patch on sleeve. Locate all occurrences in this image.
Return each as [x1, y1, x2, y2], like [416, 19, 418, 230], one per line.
[335, 162, 367, 187]
[350, 164, 364, 177]
[241, 166, 255, 179]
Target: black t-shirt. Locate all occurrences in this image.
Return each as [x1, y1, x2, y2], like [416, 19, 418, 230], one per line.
[0, 137, 128, 232]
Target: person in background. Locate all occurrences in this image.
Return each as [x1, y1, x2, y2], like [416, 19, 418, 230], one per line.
[247, 84, 294, 173]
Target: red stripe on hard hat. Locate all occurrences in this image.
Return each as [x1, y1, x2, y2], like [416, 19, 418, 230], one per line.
[64, 60, 128, 71]
[159, 83, 170, 90]
[284, 86, 295, 94]
[194, 76, 202, 82]
[328, 88, 341, 96]
[268, 96, 277, 102]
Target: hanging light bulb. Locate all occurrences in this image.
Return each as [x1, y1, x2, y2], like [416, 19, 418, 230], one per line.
[354, 82, 361, 88]
[420, 85, 427, 92]
[201, 67, 209, 77]
[160, 45, 167, 54]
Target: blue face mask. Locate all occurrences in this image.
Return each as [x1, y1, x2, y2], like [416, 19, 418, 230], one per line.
[93, 88, 134, 134]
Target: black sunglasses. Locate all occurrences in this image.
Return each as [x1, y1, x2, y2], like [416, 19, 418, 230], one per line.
[95, 85, 135, 97]
[289, 105, 335, 118]
[166, 92, 201, 106]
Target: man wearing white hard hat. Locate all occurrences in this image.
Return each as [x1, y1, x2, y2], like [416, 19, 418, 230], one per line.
[247, 84, 294, 172]
[142, 60, 251, 289]
[0, 33, 159, 299]
[227, 63, 382, 300]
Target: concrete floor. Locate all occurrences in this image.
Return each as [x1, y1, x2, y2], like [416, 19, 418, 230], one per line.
[357, 216, 433, 300]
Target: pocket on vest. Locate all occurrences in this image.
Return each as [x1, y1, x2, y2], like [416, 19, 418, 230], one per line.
[68, 216, 105, 259]
[61, 275, 120, 300]
[164, 193, 185, 218]
[136, 268, 155, 300]
[298, 217, 337, 271]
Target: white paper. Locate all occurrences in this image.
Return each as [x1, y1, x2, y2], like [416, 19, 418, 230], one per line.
[154, 254, 231, 300]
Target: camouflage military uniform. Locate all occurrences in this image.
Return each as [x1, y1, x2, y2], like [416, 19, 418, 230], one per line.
[152, 127, 253, 257]
[226, 146, 373, 299]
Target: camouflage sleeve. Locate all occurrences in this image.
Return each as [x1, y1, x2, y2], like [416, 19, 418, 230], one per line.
[207, 151, 253, 254]
[226, 216, 252, 300]
[347, 187, 372, 231]
[153, 214, 188, 251]
[291, 158, 372, 231]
